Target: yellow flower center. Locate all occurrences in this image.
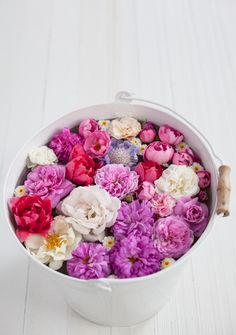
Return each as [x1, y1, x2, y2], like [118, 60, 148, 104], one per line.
[45, 234, 64, 251]
[102, 121, 107, 126]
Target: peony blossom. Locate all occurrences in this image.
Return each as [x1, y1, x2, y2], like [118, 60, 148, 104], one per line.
[67, 242, 111, 279]
[144, 141, 174, 165]
[172, 151, 193, 166]
[154, 164, 199, 199]
[27, 146, 58, 168]
[9, 195, 52, 242]
[25, 215, 81, 270]
[109, 117, 141, 139]
[153, 215, 194, 258]
[138, 181, 155, 200]
[139, 123, 156, 143]
[197, 170, 211, 188]
[158, 125, 184, 145]
[83, 130, 111, 158]
[135, 161, 163, 183]
[150, 193, 176, 217]
[58, 185, 121, 241]
[24, 165, 74, 208]
[78, 118, 99, 139]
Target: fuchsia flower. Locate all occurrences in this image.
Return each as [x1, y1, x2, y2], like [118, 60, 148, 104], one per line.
[158, 125, 184, 145]
[24, 165, 74, 208]
[139, 122, 157, 143]
[135, 161, 163, 183]
[67, 242, 111, 279]
[78, 118, 99, 139]
[138, 182, 155, 200]
[172, 151, 193, 166]
[197, 170, 211, 188]
[144, 141, 174, 165]
[150, 193, 176, 217]
[174, 196, 209, 236]
[153, 216, 194, 258]
[83, 130, 111, 158]
[110, 235, 161, 278]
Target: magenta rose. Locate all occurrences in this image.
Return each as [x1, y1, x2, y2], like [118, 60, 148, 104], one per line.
[24, 165, 74, 208]
[158, 125, 184, 145]
[172, 151, 193, 166]
[153, 216, 194, 258]
[78, 118, 99, 139]
[83, 130, 111, 158]
[197, 170, 211, 188]
[144, 141, 174, 165]
[174, 196, 209, 236]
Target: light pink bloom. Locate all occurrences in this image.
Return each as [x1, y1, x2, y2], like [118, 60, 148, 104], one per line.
[139, 124, 156, 143]
[138, 181, 155, 200]
[151, 193, 176, 217]
[78, 118, 99, 139]
[197, 170, 211, 188]
[158, 125, 184, 145]
[172, 151, 193, 166]
[144, 141, 174, 164]
[83, 130, 111, 158]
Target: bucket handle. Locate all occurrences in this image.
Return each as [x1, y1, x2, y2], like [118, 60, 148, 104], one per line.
[115, 91, 231, 217]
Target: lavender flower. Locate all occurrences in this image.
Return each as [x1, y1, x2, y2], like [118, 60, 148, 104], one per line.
[104, 139, 139, 167]
[110, 235, 161, 278]
[67, 242, 111, 279]
[112, 200, 155, 240]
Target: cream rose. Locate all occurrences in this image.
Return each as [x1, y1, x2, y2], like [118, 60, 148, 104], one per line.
[109, 117, 141, 139]
[27, 145, 58, 168]
[154, 164, 199, 199]
[58, 185, 121, 241]
[25, 215, 81, 270]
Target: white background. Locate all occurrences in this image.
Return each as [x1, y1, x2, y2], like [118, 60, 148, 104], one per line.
[0, 1, 235, 334]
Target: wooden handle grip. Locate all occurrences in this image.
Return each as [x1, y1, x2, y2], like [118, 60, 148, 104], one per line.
[216, 165, 231, 217]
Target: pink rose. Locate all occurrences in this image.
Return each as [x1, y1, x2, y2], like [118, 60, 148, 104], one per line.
[197, 170, 211, 188]
[83, 130, 111, 158]
[172, 151, 193, 166]
[144, 141, 174, 164]
[138, 182, 155, 200]
[150, 193, 176, 217]
[78, 118, 99, 139]
[139, 123, 156, 143]
[135, 161, 163, 183]
[158, 125, 184, 145]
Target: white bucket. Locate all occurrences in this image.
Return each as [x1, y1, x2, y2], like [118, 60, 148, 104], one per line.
[3, 92, 224, 326]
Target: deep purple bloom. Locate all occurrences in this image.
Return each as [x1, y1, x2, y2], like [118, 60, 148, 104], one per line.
[49, 128, 82, 163]
[110, 235, 161, 278]
[174, 196, 209, 237]
[67, 242, 111, 280]
[112, 200, 155, 240]
[24, 165, 74, 208]
[153, 216, 194, 258]
[104, 139, 139, 167]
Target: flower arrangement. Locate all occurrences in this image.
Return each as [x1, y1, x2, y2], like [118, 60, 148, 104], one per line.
[9, 117, 211, 280]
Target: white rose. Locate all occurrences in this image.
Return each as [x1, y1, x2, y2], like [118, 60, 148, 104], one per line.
[27, 145, 58, 168]
[109, 117, 141, 139]
[58, 185, 121, 241]
[25, 216, 81, 270]
[154, 164, 199, 199]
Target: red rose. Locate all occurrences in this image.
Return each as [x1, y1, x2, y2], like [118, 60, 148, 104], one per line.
[135, 161, 163, 183]
[10, 195, 52, 242]
[66, 144, 95, 185]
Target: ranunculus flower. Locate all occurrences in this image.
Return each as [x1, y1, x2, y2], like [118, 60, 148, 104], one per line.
[153, 216, 194, 258]
[150, 193, 176, 217]
[139, 122, 156, 143]
[109, 117, 141, 139]
[25, 215, 81, 270]
[174, 196, 209, 236]
[197, 170, 211, 188]
[83, 130, 111, 158]
[135, 161, 163, 183]
[27, 146, 58, 168]
[138, 181, 155, 200]
[66, 144, 96, 186]
[59, 185, 121, 241]
[158, 125, 184, 145]
[155, 164, 199, 199]
[78, 118, 99, 139]
[172, 151, 193, 166]
[9, 195, 52, 242]
[144, 141, 174, 165]
[24, 165, 74, 208]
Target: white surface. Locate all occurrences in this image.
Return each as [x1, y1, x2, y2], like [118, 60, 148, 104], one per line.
[0, 0, 235, 334]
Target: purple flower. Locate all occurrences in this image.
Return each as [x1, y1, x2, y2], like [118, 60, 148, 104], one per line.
[104, 139, 139, 167]
[67, 242, 111, 279]
[112, 200, 155, 240]
[24, 165, 74, 208]
[110, 235, 161, 278]
[49, 128, 82, 163]
[153, 216, 194, 258]
[174, 196, 209, 237]
[95, 164, 139, 199]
